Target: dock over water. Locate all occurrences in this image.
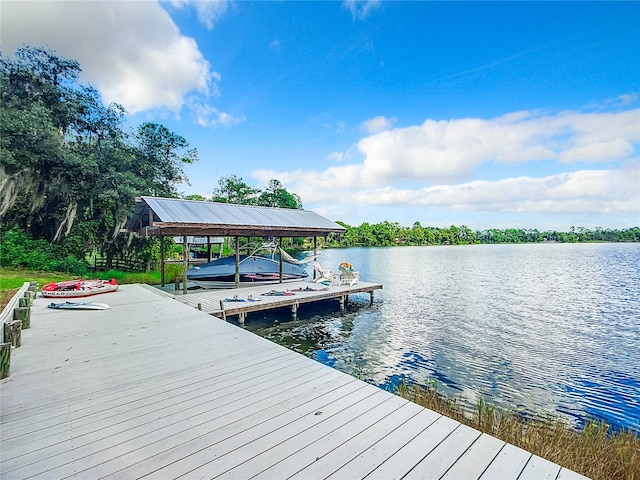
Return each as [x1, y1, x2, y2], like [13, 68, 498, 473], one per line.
[172, 280, 383, 323]
[1, 284, 588, 479]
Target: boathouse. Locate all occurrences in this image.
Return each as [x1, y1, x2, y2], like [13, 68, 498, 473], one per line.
[124, 196, 346, 292]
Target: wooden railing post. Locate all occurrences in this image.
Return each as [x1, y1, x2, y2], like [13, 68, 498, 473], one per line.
[14, 306, 30, 329]
[4, 321, 22, 348]
[0, 342, 11, 379]
[22, 291, 34, 307]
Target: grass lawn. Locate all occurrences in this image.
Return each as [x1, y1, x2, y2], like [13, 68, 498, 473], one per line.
[0, 267, 182, 309]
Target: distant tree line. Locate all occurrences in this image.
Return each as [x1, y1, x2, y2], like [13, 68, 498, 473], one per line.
[323, 222, 640, 247]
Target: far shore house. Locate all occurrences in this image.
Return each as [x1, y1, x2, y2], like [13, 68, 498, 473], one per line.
[124, 196, 346, 292]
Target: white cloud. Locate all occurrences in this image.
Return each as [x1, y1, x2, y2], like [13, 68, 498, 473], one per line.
[328, 152, 345, 162]
[169, 0, 229, 30]
[342, 0, 381, 20]
[350, 108, 639, 186]
[1, 1, 221, 114]
[361, 115, 396, 134]
[189, 100, 245, 127]
[274, 162, 639, 217]
[250, 105, 640, 226]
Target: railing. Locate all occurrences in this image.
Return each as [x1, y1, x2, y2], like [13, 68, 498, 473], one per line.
[0, 282, 30, 343]
[91, 257, 148, 272]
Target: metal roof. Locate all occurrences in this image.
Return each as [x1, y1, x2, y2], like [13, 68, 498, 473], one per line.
[125, 196, 346, 237]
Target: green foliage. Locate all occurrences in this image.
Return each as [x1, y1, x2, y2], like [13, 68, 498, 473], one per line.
[0, 226, 89, 274]
[91, 269, 161, 285]
[325, 223, 640, 248]
[258, 179, 302, 209]
[211, 175, 260, 204]
[1, 46, 197, 264]
[163, 264, 185, 282]
[209, 175, 302, 209]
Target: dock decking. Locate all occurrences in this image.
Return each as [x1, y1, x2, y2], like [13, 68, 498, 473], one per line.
[1, 284, 588, 479]
[171, 280, 383, 323]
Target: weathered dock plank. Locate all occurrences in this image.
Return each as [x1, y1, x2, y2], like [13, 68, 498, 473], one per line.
[0, 284, 588, 480]
[172, 280, 383, 321]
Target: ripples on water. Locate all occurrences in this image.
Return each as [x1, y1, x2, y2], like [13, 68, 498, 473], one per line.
[244, 243, 640, 432]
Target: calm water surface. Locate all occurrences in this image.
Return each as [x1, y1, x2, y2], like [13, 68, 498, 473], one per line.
[244, 243, 640, 431]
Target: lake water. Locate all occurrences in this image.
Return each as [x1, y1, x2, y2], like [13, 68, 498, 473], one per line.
[243, 243, 640, 432]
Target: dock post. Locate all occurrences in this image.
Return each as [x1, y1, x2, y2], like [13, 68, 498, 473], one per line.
[0, 342, 11, 379]
[23, 290, 34, 307]
[219, 300, 227, 322]
[4, 321, 22, 348]
[339, 295, 346, 311]
[14, 306, 30, 329]
[238, 312, 246, 326]
[370, 291, 374, 306]
[291, 303, 298, 321]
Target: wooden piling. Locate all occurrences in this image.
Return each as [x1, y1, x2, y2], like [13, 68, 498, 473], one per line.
[339, 295, 346, 311]
[219, 300, 227, 322]
[4, 321, 22, 348]
[14, 306, 30, 329]
[0, 342, 10, 379]
[23, 291, 34, 307]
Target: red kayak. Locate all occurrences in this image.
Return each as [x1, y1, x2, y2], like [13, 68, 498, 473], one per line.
[41, 278, 118, 298]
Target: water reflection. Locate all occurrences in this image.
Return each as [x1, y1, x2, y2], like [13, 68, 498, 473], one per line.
[244, 243, 640, 432]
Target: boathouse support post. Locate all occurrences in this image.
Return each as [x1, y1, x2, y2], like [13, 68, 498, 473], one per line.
[313, 237, 318, 281]
[279, 238, 284, 284]
[160, 235, 166, 287]
[207, 236, 212, 262]
[0, 342, 10, 379]
[234, 236, 240, 288]
[182, 236, 188, 295]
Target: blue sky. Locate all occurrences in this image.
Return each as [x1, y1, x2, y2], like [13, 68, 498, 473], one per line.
[3, 1, 639, 230]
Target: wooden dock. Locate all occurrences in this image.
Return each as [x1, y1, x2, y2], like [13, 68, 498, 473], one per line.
[171, 280, 383, 323]
[1, 284, 588, 479]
